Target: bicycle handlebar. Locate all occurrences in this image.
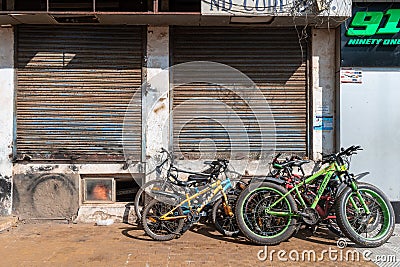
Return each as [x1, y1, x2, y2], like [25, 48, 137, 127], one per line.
[270, 153, 309, 178]
[160, 147, 172, 160]
[157, 148, 229, 178]
[322, 145, 363, 164]
[204, 159, 229, 174]
[272, 153, 282, 163]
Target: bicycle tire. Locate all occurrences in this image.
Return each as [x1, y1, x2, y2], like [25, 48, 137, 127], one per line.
[335, 183, 395, 247]
[142, 198, 185, 241]
[212, 194, 240, 237]
[235, 182, 298, 245]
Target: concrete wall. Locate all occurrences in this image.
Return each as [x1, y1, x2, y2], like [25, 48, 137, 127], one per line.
[13, 173, 79, 219]
[0, 27, 14, 216]
[143, 26, 170, 182]
[311, 28, 337, 159]
[12, 163, 143, 221]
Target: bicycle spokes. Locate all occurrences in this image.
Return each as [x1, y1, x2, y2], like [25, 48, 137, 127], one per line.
[243, 189, 292, 237]
[145, 202, 182, 236]
[345, 191, 386, 239]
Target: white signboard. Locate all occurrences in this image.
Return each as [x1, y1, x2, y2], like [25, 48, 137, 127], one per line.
[201, 0, 292, 16]
[201, 0, 351, 17]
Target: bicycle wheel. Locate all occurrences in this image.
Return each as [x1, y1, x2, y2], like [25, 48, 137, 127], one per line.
[335, 183, 395, 247]
[236, 182, 298, 245]
[134, 179, 173, 222]
[212, 194, 240, 237]
[142, 199, 185, 241]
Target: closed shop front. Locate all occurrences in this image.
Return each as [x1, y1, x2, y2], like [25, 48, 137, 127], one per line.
[16, 25, 144, 162]
[340, 1, 400, 220]
[0, 1, 349, 220]
[171, 27, 309, 159]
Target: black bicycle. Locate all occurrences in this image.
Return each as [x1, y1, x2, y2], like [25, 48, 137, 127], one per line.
[134, 148, 213, 222]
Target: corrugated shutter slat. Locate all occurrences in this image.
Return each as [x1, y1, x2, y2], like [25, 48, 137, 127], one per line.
[172, 27, 308, 159]
[16, 26, 143, 162]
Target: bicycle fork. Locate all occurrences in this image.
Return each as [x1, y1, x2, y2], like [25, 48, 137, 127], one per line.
[349, 180, 371, 215]
[221, 181, 234, 217]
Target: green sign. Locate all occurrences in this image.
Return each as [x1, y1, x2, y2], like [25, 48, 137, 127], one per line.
[341, 3, 400, 67]
[345, 9, 400, 46]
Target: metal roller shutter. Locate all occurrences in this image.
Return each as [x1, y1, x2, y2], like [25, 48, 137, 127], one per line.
[16, 26, 144, 162]
[172, 27, 308, 159]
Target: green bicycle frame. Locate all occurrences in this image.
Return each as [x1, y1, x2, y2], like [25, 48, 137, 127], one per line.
[266, 160, 371, 217]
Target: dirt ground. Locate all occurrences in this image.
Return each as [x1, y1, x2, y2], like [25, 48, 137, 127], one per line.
[0, 221, 377, 267]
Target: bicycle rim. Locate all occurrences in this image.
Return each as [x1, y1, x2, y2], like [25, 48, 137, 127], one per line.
[144, 201, 183, 239]
[344, 189, 391, 241]
[241, 187, 292, 238]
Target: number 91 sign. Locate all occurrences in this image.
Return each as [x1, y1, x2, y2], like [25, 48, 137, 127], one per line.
[346, 9, 400, 36]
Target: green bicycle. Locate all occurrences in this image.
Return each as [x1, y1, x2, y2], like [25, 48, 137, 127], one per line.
[236, 145, 395, 247]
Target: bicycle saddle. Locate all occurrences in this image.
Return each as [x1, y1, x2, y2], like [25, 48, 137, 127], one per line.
[176, 180, 201, 187]
[188, 174, 210, 183]
[293, 160, 310, 167]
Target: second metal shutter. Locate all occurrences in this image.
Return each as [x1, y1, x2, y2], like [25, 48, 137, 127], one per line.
[172, 27, 308, 158]
[16, 26, 144, 162]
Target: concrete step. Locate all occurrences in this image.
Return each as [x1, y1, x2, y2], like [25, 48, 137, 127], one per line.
[0, 216, 18, 232]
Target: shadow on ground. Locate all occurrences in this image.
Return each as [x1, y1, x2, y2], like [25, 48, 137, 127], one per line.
[120, 220, 351, 248]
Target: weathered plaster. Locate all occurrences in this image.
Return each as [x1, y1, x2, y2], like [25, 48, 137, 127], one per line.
[0, 27, 14, 215]
[75, 204, 136, 224]
[13, 173, 79, 219]
[144, 26, 170, 181]
[312, 28, 336, 159]
[13, 163, 143, 175]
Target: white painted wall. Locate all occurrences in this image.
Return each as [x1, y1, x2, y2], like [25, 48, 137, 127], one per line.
[312, 28, 337, 159]
[0, 27, 14, 215]
[340, 69, 400, 201]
